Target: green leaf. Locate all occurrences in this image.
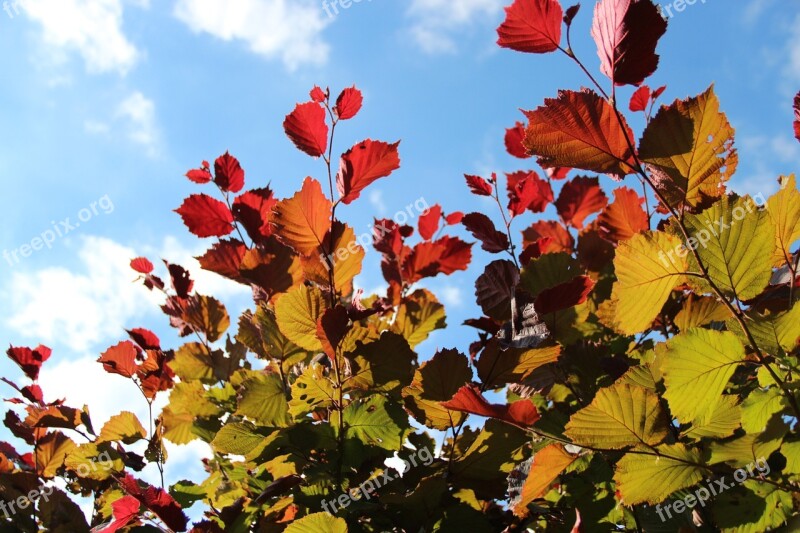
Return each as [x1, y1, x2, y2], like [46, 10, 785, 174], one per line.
[402, 349, 471, 430]
[284, 513, 347, 533]
[780, 440, 800, 475]
[564, 383, 669, 449]
[709, 417, 787, 467]
[346, 332, 416, 394]
[520, 252, 582, 297]
[337, 395, 408, 450]
[614, 444, 706, 505]
[681, 395, 741, 439]
[275, 285, 328, 352]
[661, 329, 745, 423]
[609, 231, 688, 334]
[740, 388, 788, 434]
[684, 195, 776, 301]
[714, 481, 793, 533]
[170, 342, 216, 383]
[97, 411, 147, 445]
[211, 423, 265, 455]
[289, 364, 337, 418]
[235, 373, 291, 427]
[64, 443, 124, 481]
[237, 305, 306, 362]
[735, 303, 800, 356]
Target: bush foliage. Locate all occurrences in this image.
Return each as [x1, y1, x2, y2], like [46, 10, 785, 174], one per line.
[3, 0, 800, 531]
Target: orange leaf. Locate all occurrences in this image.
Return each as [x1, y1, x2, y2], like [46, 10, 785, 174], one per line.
[523, 90, 636, 179]
[522, 221, 574, 253]
[512, 444, 577, 516]
[597, 186, 649, 242]
[336, 139, 401, 205]
[555, 176, 608, 229]
[273, 178, 332, 256]
[442, 385, 540, 427]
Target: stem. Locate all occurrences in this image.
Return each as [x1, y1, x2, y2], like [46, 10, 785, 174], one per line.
[323, 104, 340, 308]
[492, 177, 520, 270]
[789, 251, 799, 306]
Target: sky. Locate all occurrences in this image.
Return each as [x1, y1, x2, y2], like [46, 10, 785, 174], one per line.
[1, 0, 799, 503]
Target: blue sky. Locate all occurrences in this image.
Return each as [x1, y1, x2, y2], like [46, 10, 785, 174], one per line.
[1, 0, 799, 493]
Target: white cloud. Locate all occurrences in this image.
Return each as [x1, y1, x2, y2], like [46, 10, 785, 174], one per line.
[20, 0, 145, 75]
[115, 91, 161, 157]
[440, 285, 464, 307]
[173, 0, 330, 69]
[3, 235, 249, 353]
[407, 0, 503, 54]
[368, 189, 387, 215]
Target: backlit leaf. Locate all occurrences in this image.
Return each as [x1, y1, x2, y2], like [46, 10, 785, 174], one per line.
[213, 151, 245, 193]
[496, 0, 563, 54]
[442, 385, 541, 427]
[175, 194, 234, 238]
[283, 101, 328, 158]
[564, 382, 669, 449]
[682, 395, 741, 439]
[98, 412, 147, 445]
[555, 176, 608, 229]
[235, 373, 291, 427]
[275, 285, 328, 352]
[334, 86, 363, 120]
[462, 213, 509, 253]
[597, 186, 649, 242]
[614, 444, 706, 505]
[273, 177, 332, 256]
[337, 139, 401, 205]
[523, 90, 636, 179]
[766, 174, 800, 266]
[337, 395, 408, 450]
[511, 444, 577, 517]
[285, 513, 348, 533]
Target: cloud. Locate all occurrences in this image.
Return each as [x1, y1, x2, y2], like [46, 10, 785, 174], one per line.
[368, 189, 387, 215]
[2, 235, 249, 353]
[20, 0, 145, 75]
[173, 0, 330, 69]
[115, 91, 161, 157]
[407, 0, 503, 54]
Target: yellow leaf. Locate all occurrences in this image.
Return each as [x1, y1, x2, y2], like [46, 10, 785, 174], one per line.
[614, 444, 706, 505]
[97, 412, 146, 445]
[639, 85, 737, 209]
[289, 364, 337, 418]
[476, 339, 561, 388]
[184, 295, 230, 343]
[284, 513, 347, 533]
[610, 231, 688, 334]
[681, 395, 741, 439]
[275, 285, 328, 352]
[673, 295, 730, 331]
[766, 174, 800, 266]
[391, 289, 446, 348]
[37, 432, 77, 478]
[564, 382, 669, 449]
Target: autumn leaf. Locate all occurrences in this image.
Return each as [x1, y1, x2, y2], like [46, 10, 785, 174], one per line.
[507, 170, 553, 215]
[283, 101, 328, 158]
[443, 385, 541, 427]
[512, 444, 577, 516]
[766, 174, 800, 266]
[232, 187, 276, 243]
[534, 275, 595, 315]
[418, 204, 442, 240]
[130, 257, 154, 274]
[597, 186, 649, 242]
[196, 239, 246, 281]
[523, 90, 636, 178]
[6, 345, 51, 381]
[334, 86, 363, 120]
[272, 177, 332, 256]
[98, 341, 138, 379]
[555, 176, 608, 229]
[337, 139, 401, 205]
[614, 444, 705, 505]
[639, 85, 737, 209]
[523, 220, 574, 253]
[591, 0, 667, 86]
[794, 91, 800, 142]
[462, 213, 510, 253]
[213, 151, 245, 193]
[465, 173, 494, 196]
[505, 122, 530, 158]
[175, 194, 234, 238]
[497, 0, 563, 54]
[275, 285, 328, 352]
[476, 260, 519, 321]
[119, 474, 189, 532]
[629, 85, 651, 112]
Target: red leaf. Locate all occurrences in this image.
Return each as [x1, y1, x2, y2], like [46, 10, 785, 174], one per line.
[462, 213, 510, 253]
[534, 276, 595, 314]
[597, 186, 649, 242]
[403, 236, 472, 283]
[316, 306, 350, 360]
[119, 475, 189, 532]
[213, 152, 245, 193]
[546, 167, 571, 180]
[465, 174, 494, 196]
[175, 194, 234, 238]
[127, 328, 161, 351]
[165, 262, 194, 298]
[475, 260, 519, 321]
[445, 211, 464, 225]
[506, 171, 553, 215]
[197, 239, 247, 281]
[21, 384, 43, 404]
[418, 204, 442, 240]
[523, 220, 574, 253]
[130, 257, 154, 274]
[564, 3, 580, 25]
[555, 176, 608, 229]
[523, 90, 636, 179]
[98, 341, 138, 379]
[283, 102, 328, 158]
[794, 91, 800, 143]
[334, 86, 363, 120]
[337, 139, 401, 205]
[6, 345, 51, 381]
[97, 495, 141, 533]
[629, 85, 651, 112]
[310, 86, 327, 103]
[591, 0, 667, 86]
[505, 122, 530, 158]
[497, 0, 563, 54]
[652, 85, 667, 100]
[521, 237, 553, 265]
[186, 163, 212, 184]
[233, 187, 277, 242]
[442, 385, 540, 427]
